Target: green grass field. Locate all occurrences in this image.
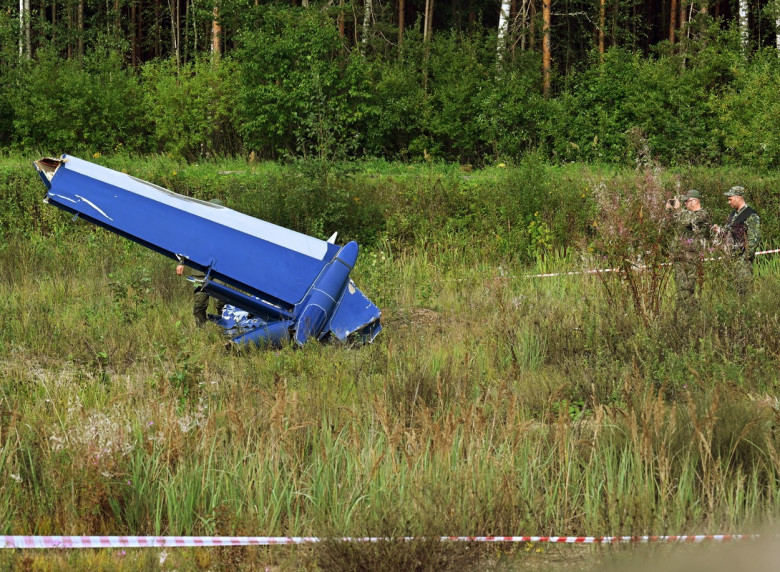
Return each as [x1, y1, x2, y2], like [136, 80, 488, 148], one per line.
[0, 155, 779, 570]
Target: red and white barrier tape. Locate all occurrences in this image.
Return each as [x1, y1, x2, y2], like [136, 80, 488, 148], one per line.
[525, 248, 780, 279]
[0, 534, 761, 549]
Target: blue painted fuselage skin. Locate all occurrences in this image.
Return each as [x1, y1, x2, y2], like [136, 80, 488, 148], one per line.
[34, 155, 381, 346]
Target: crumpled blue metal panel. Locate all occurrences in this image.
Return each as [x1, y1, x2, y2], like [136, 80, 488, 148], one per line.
[34, 155, 381, 346]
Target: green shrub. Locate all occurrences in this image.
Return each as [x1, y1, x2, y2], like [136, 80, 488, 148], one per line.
[715, 51, 780, 169]
[424, 30, 497, 162]
[141, 57, 242, 159]
[237, 6, 369, 160]
[562, 24, 736, 166]
[8, 47, 147, 154]
[360, 42, 428, 159]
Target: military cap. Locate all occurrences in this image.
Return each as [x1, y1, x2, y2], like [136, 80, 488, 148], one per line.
[681, 189, 701, 201]
[724, 186, 745, 197]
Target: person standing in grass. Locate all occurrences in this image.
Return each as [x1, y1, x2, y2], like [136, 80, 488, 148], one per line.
[176, 198, 226, 327]
[716, 186, 761, 295]
[667, 189, 711, 307]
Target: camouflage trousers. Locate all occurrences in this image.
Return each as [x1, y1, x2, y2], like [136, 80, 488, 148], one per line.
[193, 287, 226, 326]
[674, 257, 702, 305]
[190, 270, 225, 326]
[729, 256, 755, 296]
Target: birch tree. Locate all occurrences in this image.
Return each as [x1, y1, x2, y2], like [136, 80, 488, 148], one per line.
[362, 0, 372, 45]
[773, 0, 780, 53]
[18, 0, 25, 58]
[497, 0, 511, 58]
[739, 0, 748, 50]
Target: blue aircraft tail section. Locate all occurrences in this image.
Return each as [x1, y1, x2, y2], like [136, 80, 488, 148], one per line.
[34, 155, 381, 347]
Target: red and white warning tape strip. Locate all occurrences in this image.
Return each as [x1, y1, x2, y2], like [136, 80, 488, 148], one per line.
[525, 248, 780, 279]
[0, 534, 761, 549]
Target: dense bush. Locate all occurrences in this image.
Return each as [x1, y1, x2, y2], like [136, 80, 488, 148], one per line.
[356, 33, 428, 158]
[558, 22, 735, 166]
[715, 51, 780, 169]
[237, 6, 371, 160]
[7, 47, 147, 154]
[142, 57, 242, 159]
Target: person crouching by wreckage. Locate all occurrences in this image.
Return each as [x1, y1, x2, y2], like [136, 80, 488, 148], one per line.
[666, 190, 711, 312]
[713, 186, 761, 295]
[176, 198, 226, 327]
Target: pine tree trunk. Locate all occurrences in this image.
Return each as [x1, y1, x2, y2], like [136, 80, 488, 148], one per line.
[338, 0, 345, 38]
[184, 0, 189, 61]
[67, 0, 72, 58]
[519, 0, 525, 51]
[191, 0, 197, 54]
[212, 5, 221, 58]
[77, 0, 84, 56]
[669, 0, 677, 43]
[155, 0, 160, 57]
[171, 0, 180, 67]
[598, 0, 605, 60]
[423, 0, 432, 43]
[519, 0, 529, 51]
[423, 0, 433, 89]
[131, 0, 138, 65]
[397, 0, 404, 45]
[137, 0, 143, 64]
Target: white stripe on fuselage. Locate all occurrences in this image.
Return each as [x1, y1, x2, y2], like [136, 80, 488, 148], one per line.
[61, 156, 329, 261]
[75, 195, 114, 221]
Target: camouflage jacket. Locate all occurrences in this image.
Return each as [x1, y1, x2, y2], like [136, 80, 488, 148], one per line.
[724, 205, 761, 260]
[673, 208, 711, 255]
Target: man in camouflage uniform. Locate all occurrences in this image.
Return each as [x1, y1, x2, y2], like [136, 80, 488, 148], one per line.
[719, 185, 761, 295]
[175, 198, 226, 327]
[176, 264, 226, 327]
[668, 189, 711, 306]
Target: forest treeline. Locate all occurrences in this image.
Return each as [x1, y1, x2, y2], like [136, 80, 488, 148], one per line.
[1, 3, 780, 165]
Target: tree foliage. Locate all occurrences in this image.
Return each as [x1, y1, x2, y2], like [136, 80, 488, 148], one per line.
[0, 4, 779, 166]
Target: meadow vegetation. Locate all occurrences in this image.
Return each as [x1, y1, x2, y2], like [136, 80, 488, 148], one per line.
[0, 154, 779, 570]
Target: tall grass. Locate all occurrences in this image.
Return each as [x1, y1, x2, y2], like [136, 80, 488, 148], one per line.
[0, 155, 779, 569]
